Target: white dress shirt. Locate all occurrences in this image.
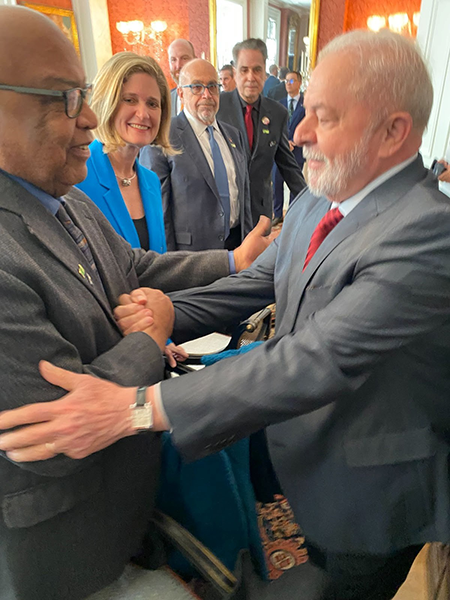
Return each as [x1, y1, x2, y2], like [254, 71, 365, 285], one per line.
[184, 108, 240, 228]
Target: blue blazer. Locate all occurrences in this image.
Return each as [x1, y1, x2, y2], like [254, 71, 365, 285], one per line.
[280, 96, 305, 167]
[76, 140, 167, 253]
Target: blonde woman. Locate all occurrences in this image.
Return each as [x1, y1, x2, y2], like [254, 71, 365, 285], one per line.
[77, 51, 186, 364]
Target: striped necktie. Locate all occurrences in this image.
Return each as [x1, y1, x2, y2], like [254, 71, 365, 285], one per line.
[56, 204, 104, 291]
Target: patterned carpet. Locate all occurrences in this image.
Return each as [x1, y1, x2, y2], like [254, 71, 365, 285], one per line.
[257, 494, 309, 580]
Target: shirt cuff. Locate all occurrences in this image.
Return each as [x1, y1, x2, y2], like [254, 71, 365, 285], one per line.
[228, 251, 236, 274]
[153, 382, 172, 431]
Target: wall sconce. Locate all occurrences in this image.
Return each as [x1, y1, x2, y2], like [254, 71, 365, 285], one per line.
[388, 13, 410, 33]
[367, 15, 386, 32]
[116, 20, 168, 58]
[413, 12, 420, 27]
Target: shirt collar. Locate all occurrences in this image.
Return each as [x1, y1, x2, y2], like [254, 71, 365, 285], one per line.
[287, 93, 300, 103]
[332, 153, 418, 216]
[238, 93, 260, 112]
[0, 168, 63, 215]
[184, 108, 219, 137]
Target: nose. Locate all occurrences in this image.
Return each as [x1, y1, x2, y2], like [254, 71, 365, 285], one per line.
[135, 101, 149, 119]
[293, 114, 316, 147]
[200, 86, 213, 99]
[77, 99, 97, 131]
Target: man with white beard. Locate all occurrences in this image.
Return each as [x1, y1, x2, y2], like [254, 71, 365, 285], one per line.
[4, 30, 450, 600]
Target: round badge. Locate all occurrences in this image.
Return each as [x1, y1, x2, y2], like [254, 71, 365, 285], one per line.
[269, 549, 296, 571]
[262, 116, 270, 125]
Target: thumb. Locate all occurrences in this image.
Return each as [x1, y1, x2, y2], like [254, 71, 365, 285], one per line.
[253, 215, 271, 237]
[130, 288, 148, 305]
[39, 360, 80, 392]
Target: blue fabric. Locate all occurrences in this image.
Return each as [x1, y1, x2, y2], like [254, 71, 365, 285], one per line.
[207, 126, 230, 239]
[76, 140, 166, 253]
[201, 341, 264, 366]
[158, 341, 268, 579]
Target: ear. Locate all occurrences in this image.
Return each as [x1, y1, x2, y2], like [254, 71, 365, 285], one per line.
[177, 86, 184, 101]
[378, 112, 413, 158]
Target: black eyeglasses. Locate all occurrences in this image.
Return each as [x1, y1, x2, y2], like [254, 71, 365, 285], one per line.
[181, 83, 221, 96]
[0, 83, 93, 118]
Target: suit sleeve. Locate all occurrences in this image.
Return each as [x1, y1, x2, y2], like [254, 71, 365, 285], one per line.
[140, 145, 177, 250]
[274, 110, 306, 197]
[160, 207, 450, 461]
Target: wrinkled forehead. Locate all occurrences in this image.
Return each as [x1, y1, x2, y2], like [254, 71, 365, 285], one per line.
[184, 64, 218, 83]
[2, 33, 85, 88]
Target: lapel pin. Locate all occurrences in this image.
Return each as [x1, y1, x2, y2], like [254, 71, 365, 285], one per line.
[78, 264, 86, 278]
[263, 129, 270, 134]
[269, 140, 277, 147]
[86, 273, 94, 286]
[228, 138, 236, 148]
[262, 116, 270, 125]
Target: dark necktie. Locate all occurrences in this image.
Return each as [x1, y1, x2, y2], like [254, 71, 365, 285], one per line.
[289, 98, 294, 119]
[245, 104, 254, 151]
[207, 126, 231, 239]
[303, 207, 344, 270]
[56, 204, 104, 291]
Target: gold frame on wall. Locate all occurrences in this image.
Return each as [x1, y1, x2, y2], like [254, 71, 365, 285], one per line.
[21, 2, 80, 55]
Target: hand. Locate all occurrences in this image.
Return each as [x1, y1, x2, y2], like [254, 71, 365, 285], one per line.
[164, 342, 189, 368]
[115, 288, 174, 351]
[0, 361, 136, 462]
[288, 140, 295, 152]
[233, 216, 279, 272]
[438, 160, 450, 183]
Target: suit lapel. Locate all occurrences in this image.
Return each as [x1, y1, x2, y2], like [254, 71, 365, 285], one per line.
[89, 141, 139, 246]
[176, 113, 220, 200]
[0, 174, 119, 329]
[254, 96, 274, 160]
[280, 156, 429, 335]
[230, 90, 250, 156]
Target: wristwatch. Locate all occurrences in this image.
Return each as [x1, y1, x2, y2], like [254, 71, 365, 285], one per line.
[130, 386, 153, 431]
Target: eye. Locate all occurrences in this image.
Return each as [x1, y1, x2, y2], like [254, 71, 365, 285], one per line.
[192, 84, 204, 94]
[147, 99, 161, 109]
[122, 96, 137, 104]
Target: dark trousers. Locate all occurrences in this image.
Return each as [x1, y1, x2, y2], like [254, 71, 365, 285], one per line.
[272, 164, 299, 218]
[306, 542, 422, 600]
[225, 225, 242, 250]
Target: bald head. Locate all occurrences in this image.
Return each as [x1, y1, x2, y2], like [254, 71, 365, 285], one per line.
[178, 59, 220, 125]
[168, 39, 195, 84]
[0, 6, 79, 85]
[0, 6, 96, 197]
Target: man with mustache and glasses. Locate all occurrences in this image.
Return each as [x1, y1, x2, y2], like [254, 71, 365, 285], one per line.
[4, 30, 450, 600]
[141, 59, 252, 251]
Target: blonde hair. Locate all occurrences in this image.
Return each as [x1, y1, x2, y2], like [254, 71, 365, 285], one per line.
[91, 52, 174, 154]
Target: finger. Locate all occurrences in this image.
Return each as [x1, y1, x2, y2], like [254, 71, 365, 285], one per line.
[0, 399, 62, 432]
[123, 317, 155, 336]
[117, 293, 133, 306]
[114, 303, 150, 320]
[119, 315, 154, 335]
[7, 443, 57, 463]
[254, 215, 271, 236]
[39, 361, 81, 393]
[130, 288, 150, 305]
[0, 420, 64, 451]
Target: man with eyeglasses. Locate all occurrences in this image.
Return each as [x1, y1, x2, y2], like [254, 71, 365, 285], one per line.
[0, 7, 273, 600]
[141, 59, 253, 251]
[272, 71, 305, 227]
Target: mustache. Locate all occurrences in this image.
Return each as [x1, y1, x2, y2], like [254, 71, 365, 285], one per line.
[303, 148, 328, 162]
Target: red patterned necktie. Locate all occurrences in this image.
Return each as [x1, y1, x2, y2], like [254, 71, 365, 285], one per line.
[303, 207, 344, 270]
[245, 104, 253, 151]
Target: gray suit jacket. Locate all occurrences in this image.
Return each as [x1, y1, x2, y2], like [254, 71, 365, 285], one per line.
[140, 112, 253, 251]
[0, 173, 229, 600]
[161, 156, 450, 555]
[170, 87, 178, 118]
[217, 89, 306, 225]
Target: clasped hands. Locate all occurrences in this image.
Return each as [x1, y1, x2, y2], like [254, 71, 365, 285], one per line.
[115, 288, 188, 367]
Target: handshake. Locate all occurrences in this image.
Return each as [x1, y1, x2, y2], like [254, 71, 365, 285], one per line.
[115, 288, 185, 367]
